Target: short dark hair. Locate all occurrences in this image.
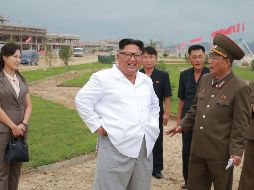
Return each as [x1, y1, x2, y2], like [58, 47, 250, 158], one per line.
[188, 44, 205, 55]
[119, 38, 144, 51]
[142, 46, 157, 57]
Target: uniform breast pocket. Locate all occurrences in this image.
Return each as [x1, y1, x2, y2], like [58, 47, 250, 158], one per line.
[197, 92, 205, 100]
[216, 99, 230, 107]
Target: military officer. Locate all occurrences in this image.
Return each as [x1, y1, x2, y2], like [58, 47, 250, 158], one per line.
[238, 81, 254, 190]
[166, 33, 251, 190]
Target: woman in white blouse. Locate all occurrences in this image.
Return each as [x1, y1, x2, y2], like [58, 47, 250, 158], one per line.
[0, 42, 32, 190]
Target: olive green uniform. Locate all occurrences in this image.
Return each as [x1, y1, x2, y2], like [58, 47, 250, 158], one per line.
[239, 81, 254, 190]
[181, 72, 251, 190]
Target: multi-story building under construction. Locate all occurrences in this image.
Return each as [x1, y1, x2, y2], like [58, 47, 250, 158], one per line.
[0, 16, 80, 51]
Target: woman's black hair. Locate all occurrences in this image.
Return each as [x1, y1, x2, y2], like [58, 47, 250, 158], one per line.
[0, 42, 25, 81]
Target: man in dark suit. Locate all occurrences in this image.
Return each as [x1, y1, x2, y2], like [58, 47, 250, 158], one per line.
[140, 46, 172, 179]
[176, 44, 209, 189]
[167, 33, 251, 190]
[239, 81, 254, 190]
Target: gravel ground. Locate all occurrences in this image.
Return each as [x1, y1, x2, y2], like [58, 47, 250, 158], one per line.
[19, 71, 243, 190]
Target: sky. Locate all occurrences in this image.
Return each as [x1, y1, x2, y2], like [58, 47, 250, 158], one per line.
[1, 0, 254, 46]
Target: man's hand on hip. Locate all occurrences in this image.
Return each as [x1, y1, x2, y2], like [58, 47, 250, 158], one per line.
[96, 126, 108, 136]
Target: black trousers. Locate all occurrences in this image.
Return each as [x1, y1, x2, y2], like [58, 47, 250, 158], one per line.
[153, 117, 163, 173]
[182, 130, 193, 184]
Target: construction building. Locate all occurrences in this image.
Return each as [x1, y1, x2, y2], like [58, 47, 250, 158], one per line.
[0, 16, 80, 51]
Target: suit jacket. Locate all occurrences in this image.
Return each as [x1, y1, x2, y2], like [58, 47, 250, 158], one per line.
[180, 72, 251, 160]
[0, 71, 29, 132]
[247, 81, 254, 140]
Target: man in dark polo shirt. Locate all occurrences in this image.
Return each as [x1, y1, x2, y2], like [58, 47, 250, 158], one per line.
[176, 44, 209, 189]
[140, 46, 172, 179]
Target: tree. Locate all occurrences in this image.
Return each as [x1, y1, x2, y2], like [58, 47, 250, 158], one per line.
[59, 45, 72, 66]
[251, 59, 254, 71]
[149, 40, 157, 48]
[45, 44, 54, 69]
[163, 53, 168, 58]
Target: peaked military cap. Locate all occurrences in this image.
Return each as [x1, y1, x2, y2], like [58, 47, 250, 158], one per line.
[210, 33, 245, 63]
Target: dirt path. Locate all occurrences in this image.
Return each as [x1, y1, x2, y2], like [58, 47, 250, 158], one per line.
[19, 71, 242, 190]
[29, 70, 87, 109]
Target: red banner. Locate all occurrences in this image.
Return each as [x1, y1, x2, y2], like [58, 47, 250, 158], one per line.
[236, 23, 240, 32]
[210, 22, 244, 38]
[25, 36, 32, 43]
[190, 37, 203, 44]
[181, 42, 187, 47]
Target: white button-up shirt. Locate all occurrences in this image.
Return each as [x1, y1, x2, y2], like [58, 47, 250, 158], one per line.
[75, 64, 160, 158]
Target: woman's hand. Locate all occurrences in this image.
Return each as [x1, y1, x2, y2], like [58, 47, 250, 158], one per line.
[11, 124, 26, 137]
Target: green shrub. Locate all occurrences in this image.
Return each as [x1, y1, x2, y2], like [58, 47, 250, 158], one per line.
[59, 45, 72, 66]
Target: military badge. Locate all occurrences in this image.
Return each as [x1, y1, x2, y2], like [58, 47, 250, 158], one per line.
[201, 88, 206, 94]
[219, 95, 227, 100]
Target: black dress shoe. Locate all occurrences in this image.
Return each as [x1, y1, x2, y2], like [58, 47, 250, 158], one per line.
[152, 172, 163, 179]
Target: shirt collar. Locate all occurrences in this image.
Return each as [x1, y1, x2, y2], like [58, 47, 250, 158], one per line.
[3, 70, 18, 82]
[211, 71, 233, 88]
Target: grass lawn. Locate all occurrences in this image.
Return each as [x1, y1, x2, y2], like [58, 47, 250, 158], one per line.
[21, 62, 253, 169]
[21, 62, 110, 83]
[23, 96, 97, 169]
[61, 63, 254, 114]
[61, 63, 192, 114]
[60, 71, 96, 87]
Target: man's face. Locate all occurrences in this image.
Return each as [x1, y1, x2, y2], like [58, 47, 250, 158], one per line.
[208, 53, 229, 78]
[189, 49, 206, 71]
[116, 44, 142, 78]
[142, 52, 157, 70]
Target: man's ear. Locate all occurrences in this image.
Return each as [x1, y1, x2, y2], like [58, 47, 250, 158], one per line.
[3, 55, 7, 62]
[225, 59, 232, 67]
[116, 53, 120, 61]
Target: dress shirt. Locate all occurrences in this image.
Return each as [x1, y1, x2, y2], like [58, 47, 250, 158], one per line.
[4, 71, 20, 97]
[75, 64, 160, 158]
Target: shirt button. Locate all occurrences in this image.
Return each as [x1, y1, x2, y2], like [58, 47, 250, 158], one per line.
[207, 105, 210, 108]
[216, 85, 219, 88]
[202, 115, 206, 118]
[211, 95, 215, 98]
[200, 126, 204, 129]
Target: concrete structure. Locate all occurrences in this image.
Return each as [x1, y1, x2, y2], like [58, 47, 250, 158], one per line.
[0, 23, 46, 50]
[0, 16, 81, 51]
[46, 33, 80, 50]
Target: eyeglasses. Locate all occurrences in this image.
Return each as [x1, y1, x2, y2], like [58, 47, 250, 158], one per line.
[119, 52, 142, 60]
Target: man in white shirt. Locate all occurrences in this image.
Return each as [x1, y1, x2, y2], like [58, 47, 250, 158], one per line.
[75, 38, 160, 190]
